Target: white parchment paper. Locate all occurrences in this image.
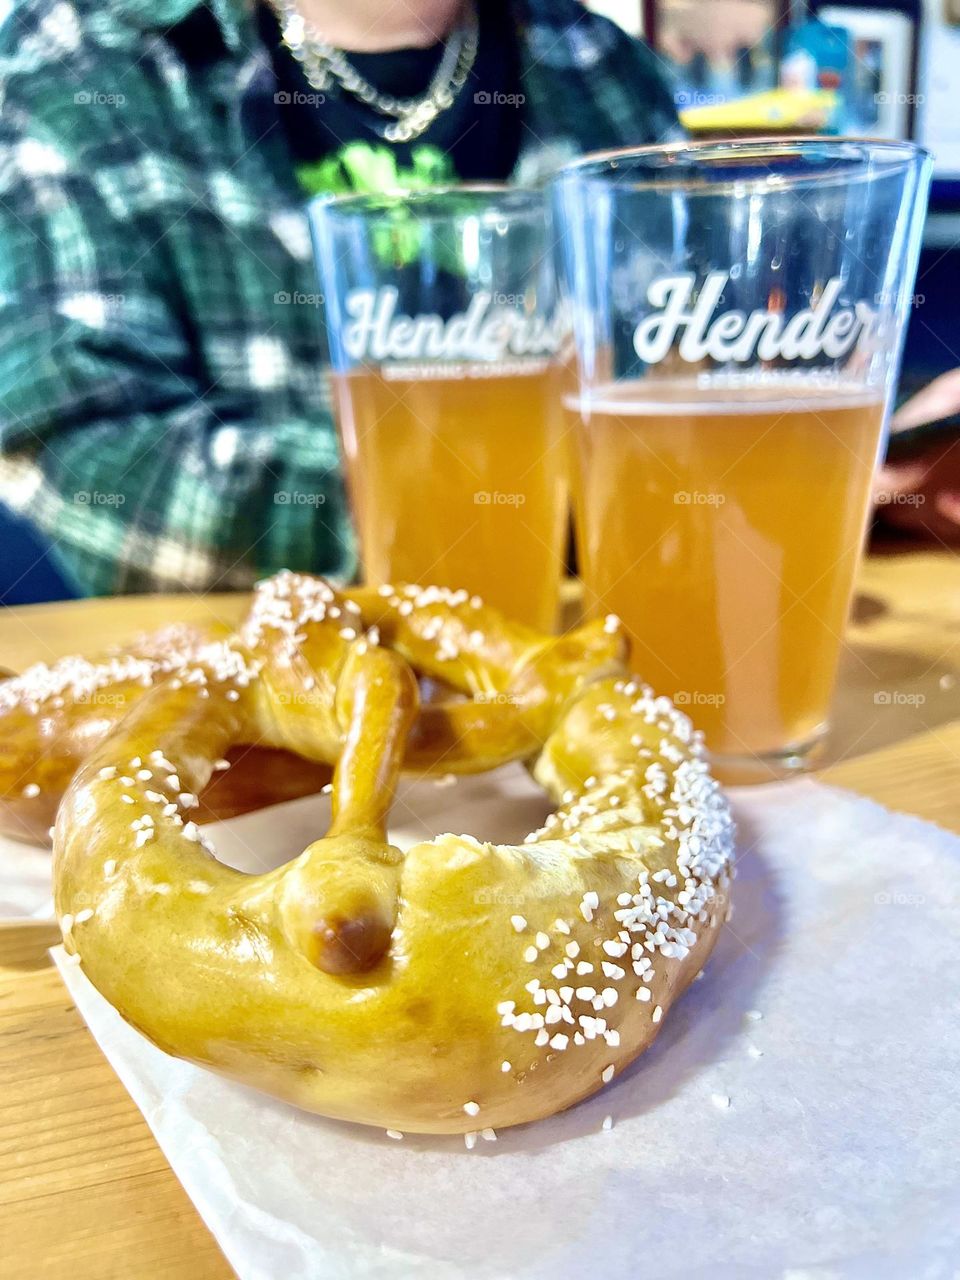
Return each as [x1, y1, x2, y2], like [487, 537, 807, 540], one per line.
[41, 771, 960, 1278]
[0, 832, 56, 918]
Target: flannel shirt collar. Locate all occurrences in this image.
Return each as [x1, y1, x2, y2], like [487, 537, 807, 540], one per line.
[105, 0, 253, 50]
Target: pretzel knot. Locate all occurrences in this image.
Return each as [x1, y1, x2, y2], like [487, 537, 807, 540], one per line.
[52, 573, 735, 1135]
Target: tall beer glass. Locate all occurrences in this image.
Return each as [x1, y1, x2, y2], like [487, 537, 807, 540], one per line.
[311, 187, 568, 631]
[555, 139, 931, 775]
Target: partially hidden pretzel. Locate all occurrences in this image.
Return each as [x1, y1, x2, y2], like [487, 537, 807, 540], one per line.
[52, 573, 735, 1136]
[0, 620, 333, 843]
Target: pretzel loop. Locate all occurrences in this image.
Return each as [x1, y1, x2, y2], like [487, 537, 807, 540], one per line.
[44, 573, 735, 1134]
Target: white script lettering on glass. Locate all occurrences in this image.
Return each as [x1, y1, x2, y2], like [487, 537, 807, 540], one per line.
[342, 288, 566, 363]
[633, 273, 876, 365]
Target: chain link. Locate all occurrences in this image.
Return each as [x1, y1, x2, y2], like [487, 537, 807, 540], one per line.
[266, 0, 480, 144]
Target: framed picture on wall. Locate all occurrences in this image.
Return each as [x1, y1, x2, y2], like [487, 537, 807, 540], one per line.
[916, 0, 960, 178]
[816, 6, 915, 138]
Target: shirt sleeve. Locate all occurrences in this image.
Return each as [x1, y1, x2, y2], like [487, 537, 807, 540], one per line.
[0, 97, 355, 597]
[581, 10, 684, 147]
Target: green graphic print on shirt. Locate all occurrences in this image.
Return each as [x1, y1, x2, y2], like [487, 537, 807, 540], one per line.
[296, 143, 455, 198]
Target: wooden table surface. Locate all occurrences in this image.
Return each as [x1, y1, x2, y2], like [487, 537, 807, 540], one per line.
[3, 547, 960, 1278]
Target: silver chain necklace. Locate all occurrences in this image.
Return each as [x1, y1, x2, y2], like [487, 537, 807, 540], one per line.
[267, 0, 480, 144]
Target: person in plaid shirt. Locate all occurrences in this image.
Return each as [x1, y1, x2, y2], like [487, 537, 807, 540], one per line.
[0, 0, 678, 596]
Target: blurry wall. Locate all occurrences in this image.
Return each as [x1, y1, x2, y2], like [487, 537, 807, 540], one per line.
[587, 0, 644, 32]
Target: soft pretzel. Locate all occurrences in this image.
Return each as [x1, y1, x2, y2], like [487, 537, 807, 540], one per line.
[0, 621, 334, 843]
[53, 573, 734, 1136]
[2, 579, 624, 841]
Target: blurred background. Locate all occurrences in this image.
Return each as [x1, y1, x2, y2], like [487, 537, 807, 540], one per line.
[588, 0, 958, 391]
[1, 0, 956, 604]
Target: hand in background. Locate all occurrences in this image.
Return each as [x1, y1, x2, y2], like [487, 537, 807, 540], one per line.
[873, 368, 960, 544]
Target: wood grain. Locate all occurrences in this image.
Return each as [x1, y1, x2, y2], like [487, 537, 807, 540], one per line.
[0, 593, 248, 672]
[827, 549, 960, 765]
[822, 719, 960, 833]
[1, 549, 958, 1277]
[0, 925, 232, 1278]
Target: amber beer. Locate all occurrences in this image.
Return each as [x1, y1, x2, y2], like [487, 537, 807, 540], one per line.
[312, 188, 570, 630]
[568, 381, 885, 758]
[334, 362, 567, 630]
[555, 140, 931, 769]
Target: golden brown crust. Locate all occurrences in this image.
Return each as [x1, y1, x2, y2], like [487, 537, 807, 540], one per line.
[52, 573, 735, 1135]
[0, 622, 233, 841]
[1, 581, 624, 840]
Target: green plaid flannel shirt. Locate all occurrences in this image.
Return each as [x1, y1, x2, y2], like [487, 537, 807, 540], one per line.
[0, 0, 678, 595]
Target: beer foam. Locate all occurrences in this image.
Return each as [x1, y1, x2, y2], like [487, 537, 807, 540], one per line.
[564, 379, 884, 417]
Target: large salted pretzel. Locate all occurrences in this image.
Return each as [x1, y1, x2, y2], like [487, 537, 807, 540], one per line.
[46, 574, 734, 1135]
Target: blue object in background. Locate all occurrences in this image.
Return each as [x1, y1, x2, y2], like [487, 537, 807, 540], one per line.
[898, 244, 960, 400]
[781, 19, 850, 133]
[0, 502, 76, 605]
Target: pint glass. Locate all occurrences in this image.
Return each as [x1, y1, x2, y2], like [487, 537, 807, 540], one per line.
[555, 139, 931, 773]
[311, 187, 569, 631]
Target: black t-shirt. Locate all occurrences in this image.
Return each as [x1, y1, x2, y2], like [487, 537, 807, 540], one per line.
[259, 1, 524, 189]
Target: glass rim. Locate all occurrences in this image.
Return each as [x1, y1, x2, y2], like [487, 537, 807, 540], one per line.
[555, 135, 931, 192]
[311, 182, 546, 223]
